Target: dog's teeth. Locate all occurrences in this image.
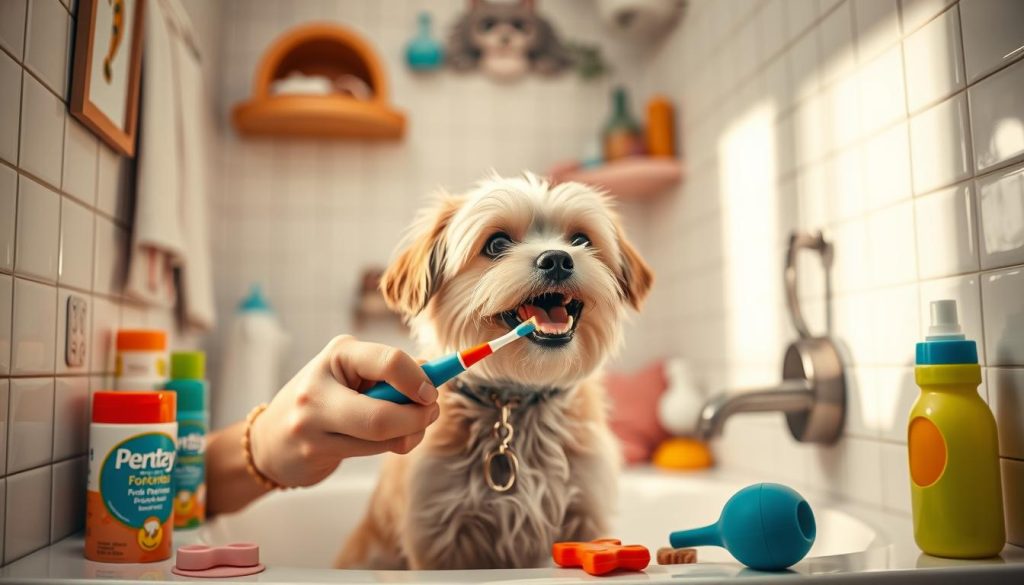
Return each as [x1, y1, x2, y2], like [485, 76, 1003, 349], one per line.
[566, 315, 574, 329]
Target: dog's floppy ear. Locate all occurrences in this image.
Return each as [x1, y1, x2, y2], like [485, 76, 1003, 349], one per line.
[614, 225, 654, 310]
[380, 196, 460, 317]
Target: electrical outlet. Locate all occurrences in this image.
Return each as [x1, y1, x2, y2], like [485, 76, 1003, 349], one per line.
[66, 295, 88, 368]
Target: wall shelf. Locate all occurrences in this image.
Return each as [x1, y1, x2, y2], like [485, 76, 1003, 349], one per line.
[549, 157, 684, 200]
[232, 24, 406, 140]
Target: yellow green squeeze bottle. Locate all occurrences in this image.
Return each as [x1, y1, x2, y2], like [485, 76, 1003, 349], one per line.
[910, 299, 1004, 558]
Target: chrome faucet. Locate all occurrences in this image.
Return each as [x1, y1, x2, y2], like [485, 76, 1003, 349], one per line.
[695, 231, 846, 444]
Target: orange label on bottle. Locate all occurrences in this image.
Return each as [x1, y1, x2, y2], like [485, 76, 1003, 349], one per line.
[909, 417, 947, 487]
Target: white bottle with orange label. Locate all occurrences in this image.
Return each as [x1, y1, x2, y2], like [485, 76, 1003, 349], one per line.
[86, 391, 177, 563]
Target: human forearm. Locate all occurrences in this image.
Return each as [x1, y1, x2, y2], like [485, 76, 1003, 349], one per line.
[205, 421, 274, 516]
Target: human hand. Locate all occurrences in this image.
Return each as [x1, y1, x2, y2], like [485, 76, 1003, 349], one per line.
[249, 335, 440, 488]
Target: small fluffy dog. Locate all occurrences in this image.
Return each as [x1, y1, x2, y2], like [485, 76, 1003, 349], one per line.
[336, 173, 652, 569]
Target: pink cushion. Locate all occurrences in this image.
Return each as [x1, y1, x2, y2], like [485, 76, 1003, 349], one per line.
[605, 361, 671, 464]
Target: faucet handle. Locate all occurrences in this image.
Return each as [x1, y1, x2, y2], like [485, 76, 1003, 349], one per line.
[785, 231, 832, 340]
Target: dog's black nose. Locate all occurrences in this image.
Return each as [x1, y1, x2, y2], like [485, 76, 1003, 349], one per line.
[536, 250, 574, 282]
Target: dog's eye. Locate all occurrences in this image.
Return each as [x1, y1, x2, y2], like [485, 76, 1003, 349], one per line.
[483, 233, 513, 259]
[570, 233, 591, 247]
[479, 17, 497, 31]
[510, 18, 528, 31]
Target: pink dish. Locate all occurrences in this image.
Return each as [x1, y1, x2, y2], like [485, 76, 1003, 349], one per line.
[171, 543, 266, 578]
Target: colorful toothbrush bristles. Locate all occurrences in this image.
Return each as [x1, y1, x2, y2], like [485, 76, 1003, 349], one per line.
[458, 317, 538, 367]
[515, 316, 539, 336]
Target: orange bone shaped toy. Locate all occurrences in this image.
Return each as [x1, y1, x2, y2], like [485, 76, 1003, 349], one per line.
[552, 538, 651, 576]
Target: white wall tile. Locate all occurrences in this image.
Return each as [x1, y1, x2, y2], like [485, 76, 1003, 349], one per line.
[0, 274, 9, 376]
[3, 466, 52, 564]
[24, 0, 69, 97]
[0, 380, 8, 475]
[796, 95, 828, 167]
[827, 145, 865, 222]
[909, 93, 973, 195]
[0, 51, 21, 164]
[871, 366, 918, 442]
[976, 162, 1024, 269]
[903, 5, 965, 113]
[95, 144, 128, 221]
[981, 266, 1024, 366]
[52, 376, 88, 459]
[14, 175, 59, 281]
[866, 283, 920, 366]
[859, 45, 906, 134]
[50, 456, 85, 543]
[11, 277, 56, 375]
[92, 216, 126, 297]
[864, 122, 913, 211]
[58, 195, 93, 290]
[0, 164, 15, 271]
[959, 0, 1024, 83]
[844, 367, 877, 438]
[7, 377, 55, 473]
[56, 288, 88, 374]
[988, 368, 1024, 460]
[786, 0, 821, 41]
[968, 59, 1024, 173]
[830, 222, 869, 295]
[1003, 458, 1024, 547]
[788, 30, 821, 103]
[839, 436, 885, 506]
[764, 53, 795, 115]
[867, 200, 917, 287]
[61, 118, 98, 206]
[881, 442, 912, 514]
[825, 74, 863, 149]
[18, 72, 64, 187]
[89, 294, 118, 373]
[853, 0, 901, 64]
[759, 0, 789, 61]
[919, 274, 986, 364]
[817, 0, 856, 86]
[900, 0, 956, 34]
[914, 181, 979, 279]
[0, 0, 27, 60]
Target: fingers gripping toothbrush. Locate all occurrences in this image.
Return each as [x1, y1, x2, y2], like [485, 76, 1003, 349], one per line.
[364, 318, 538, 404]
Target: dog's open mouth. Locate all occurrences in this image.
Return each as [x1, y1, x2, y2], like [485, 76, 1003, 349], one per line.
[500, 292, 584, 347]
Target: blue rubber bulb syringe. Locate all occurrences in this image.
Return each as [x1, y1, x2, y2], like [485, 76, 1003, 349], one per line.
[669, 483, 816, 571]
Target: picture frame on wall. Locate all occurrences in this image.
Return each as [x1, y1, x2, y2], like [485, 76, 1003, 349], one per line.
[70, 0, 145, 157]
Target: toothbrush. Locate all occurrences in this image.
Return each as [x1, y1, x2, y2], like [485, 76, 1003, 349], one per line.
[364, 317, 538, 404]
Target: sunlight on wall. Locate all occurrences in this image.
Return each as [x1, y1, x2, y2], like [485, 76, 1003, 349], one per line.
[717, 101, 780, 376]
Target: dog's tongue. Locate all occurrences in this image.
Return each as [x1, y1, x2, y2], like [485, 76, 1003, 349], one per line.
[521, 304, 569, 326]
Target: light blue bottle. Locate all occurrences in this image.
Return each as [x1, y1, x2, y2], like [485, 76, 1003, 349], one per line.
[406, 12, 443, 71]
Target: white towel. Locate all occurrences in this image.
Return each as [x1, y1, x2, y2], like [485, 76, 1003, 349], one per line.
[126, 0, 215, 330]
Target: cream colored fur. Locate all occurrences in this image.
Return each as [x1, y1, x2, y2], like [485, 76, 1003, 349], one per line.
[335, 173, 652, 570]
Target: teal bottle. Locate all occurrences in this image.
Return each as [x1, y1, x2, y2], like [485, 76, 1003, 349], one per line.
[406, 12, 443, 71]
[165, 351, 208, 529]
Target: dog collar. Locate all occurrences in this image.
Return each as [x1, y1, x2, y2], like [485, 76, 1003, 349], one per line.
[451, 378, 566, 408]
[450, 378, 566, 493]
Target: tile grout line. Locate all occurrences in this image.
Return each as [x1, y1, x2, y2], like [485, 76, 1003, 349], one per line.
[0, 157, 131, 229]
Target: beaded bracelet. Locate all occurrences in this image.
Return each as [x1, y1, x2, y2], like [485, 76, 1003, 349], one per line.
[242, 403, 284, 491]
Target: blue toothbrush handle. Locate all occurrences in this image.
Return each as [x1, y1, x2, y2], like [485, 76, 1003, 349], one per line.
[363, 353, 465, 404]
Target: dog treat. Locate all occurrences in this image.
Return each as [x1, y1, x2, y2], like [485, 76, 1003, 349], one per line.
[657, 547, 698, 565]
[552, 538, 650, 576]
